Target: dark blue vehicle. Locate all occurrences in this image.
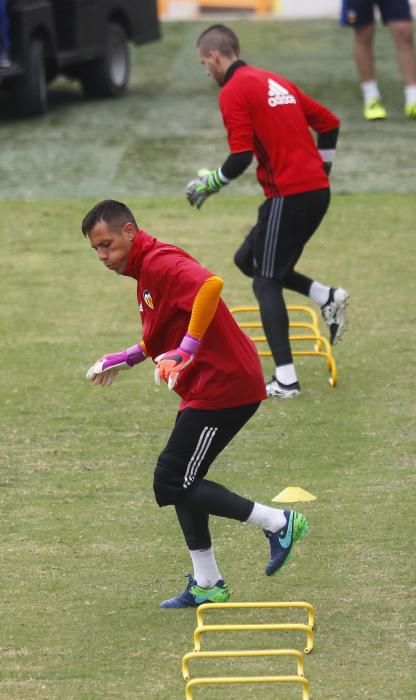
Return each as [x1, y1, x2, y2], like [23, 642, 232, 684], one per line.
[0, 0, 160, 116]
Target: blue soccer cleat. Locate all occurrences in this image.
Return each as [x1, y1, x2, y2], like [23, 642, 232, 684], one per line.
[160, 574, 230, 608]
[264, 510, 310, 576]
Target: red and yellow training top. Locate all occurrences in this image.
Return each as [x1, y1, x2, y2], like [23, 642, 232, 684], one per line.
[123, 230, 266, 411]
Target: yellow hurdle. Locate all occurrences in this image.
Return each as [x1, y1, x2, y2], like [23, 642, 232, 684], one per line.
[196, 601, 315, 629]
[193, 601, 315, 654]
[182, 601, 315, 698]
[185, 674, 310, 699]
[230, 304, 337, 386]
[194, 622, 314, 655]
[182, 647, 305, 681]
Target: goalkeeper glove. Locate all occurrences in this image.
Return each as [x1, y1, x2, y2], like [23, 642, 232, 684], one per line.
[186, 168, 228, 210]
[86, 344, 146, 386]
[154, 333, 201, 391]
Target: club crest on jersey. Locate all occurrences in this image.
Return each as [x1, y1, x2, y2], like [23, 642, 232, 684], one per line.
[143, 290, 154, 310]
[268, 79, 296, 107]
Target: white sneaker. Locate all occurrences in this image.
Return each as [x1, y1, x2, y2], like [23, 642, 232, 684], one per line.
[266, 377, 301, 399]
[321, 287, 349, 345]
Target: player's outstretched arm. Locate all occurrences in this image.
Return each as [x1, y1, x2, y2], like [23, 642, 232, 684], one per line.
[86, 342, 147, 386]
[155, 275, 223, 390]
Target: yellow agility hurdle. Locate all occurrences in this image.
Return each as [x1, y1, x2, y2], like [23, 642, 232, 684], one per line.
[230, 304, 337, 386]
[196, 601, 315, 629]
[193, 601, 315, 654]
[182, 647, 305, 681]
[185, 674, 310, 699]
[182, 601, 315, 698]
[194, 622, 314, 655]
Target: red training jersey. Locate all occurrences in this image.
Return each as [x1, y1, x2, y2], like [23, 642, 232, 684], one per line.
[219, 63, 340, 198]
[123, 230, 267, 411]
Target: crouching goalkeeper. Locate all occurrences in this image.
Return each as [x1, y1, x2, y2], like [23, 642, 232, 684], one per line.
[82, 199, 309, 608]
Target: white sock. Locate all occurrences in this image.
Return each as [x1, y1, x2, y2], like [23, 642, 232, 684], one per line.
[309, 281, 331, 307]
[189, 547, 222, 588]
[404, 84, 416, 105]
[361, 80, 381, 104]
[246, 503, 287, 533]
[275, 363, 298, 385]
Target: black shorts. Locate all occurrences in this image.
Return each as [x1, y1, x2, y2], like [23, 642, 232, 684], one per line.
[235, 189, 330, 282]
[153, 402, 260, 507]
[340, 0, 412, 27]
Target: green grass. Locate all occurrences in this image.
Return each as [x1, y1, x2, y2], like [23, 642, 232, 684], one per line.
[1, 193, 415, 699]
[1, 17, 415, 700]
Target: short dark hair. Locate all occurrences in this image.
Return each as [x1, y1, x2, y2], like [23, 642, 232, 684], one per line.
[197, 24, 240, 58]
[81, 200, 138, 237]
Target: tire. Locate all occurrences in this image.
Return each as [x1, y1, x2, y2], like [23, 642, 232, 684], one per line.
[11, 39, 47, 117]
[80, 23, 130, 99]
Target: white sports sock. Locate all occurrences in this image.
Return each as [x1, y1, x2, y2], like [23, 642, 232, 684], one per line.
[361, 80, 381, 104]
[309, 281, 331, 307]
[189, 547, 222, 588]
[246, 503, 287, 533]
[275, 363, 297, 385]
[404, 84, 416, 105]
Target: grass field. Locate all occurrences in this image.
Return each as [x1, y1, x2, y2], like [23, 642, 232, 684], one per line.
[1, 18, 415, 700]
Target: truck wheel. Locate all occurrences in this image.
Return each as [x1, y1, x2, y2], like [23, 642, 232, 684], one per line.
[80, 23, 130, 98]
[12, 39, 47, 117]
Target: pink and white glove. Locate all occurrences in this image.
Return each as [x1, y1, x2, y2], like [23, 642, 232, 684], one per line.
[86, 344, 146, 386]
[154, 333, 200, 391]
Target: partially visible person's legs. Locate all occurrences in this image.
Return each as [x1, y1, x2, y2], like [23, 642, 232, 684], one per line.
[354, 22, 377, 82]
[354, 23, 388, 119]
[156, 404, 309, 607]
[340, 0, 387, 118]
[388, 19, 416, 117]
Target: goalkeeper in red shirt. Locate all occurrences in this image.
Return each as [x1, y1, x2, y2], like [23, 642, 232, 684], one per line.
[187, 24, 349, 399]
[83, 200, 309, 608]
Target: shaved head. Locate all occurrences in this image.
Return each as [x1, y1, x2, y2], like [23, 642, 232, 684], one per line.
[197, 24, 240, 58]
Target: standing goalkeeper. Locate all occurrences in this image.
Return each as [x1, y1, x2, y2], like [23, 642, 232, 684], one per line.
[187, 24, 349, 399]
[83, 199, 309, 608]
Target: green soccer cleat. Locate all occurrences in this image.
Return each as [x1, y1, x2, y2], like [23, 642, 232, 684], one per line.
[405, 103, 416, 119]
[264, 510, 310, 576]
[364, 98, 387, 121]
[160, 574, 230, 608]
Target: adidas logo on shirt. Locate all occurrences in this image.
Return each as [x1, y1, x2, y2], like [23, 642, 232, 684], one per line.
[268, 78, 296, 107]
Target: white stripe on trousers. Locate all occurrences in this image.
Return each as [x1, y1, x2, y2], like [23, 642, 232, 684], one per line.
[183, 426, 218, 489]
[261, 197, 283, 278]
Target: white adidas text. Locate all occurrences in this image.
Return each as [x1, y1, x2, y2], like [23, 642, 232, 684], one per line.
[268, 78, 296, 107]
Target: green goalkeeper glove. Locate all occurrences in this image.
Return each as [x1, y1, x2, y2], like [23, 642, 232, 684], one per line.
[186, 168, 228, 210]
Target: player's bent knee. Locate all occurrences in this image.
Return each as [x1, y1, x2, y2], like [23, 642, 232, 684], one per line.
[153, 454, 188, 507]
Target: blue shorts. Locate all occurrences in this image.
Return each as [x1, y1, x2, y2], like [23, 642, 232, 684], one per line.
[340, 0, 412, 27]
